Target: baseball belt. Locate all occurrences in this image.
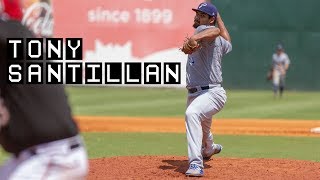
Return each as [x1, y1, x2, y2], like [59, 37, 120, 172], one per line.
[187, 84, 221, 94]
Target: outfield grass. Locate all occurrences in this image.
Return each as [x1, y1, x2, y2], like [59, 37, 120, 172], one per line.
[83, 133, 320, 162]
[1, 88, 319, 164]
[1, 133, 319, 163]
[66, 87, 320, 120]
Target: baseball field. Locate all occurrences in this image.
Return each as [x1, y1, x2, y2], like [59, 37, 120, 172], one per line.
[1, 87, 320, 179]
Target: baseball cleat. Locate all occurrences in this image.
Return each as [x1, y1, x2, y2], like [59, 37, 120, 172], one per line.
[185, 164, 204, 177]
[203, 144, 223, 160]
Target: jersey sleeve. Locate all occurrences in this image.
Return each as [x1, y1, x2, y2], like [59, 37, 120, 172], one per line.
[219, 36, 232, 55]
[272, 54, 276, 67]
[194, 25, 212, 34]
[284, 54, 291, 65]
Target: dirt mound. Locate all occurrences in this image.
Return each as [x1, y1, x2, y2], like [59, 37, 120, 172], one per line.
[88, 156, 320, 180]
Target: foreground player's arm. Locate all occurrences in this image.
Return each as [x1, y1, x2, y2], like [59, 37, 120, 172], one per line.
[216, 13, 231, 42]
[284, 55, 290, 71]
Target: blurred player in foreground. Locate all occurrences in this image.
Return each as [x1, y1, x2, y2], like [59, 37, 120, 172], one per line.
[0, 16, 88, 180]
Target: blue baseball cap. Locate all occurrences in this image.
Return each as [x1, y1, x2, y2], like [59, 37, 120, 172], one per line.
[192, 2, 218, 18]
[276, 44, 284, 50]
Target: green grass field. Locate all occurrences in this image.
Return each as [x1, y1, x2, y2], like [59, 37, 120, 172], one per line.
[1, 87, 320, 164]
[83, 133, 320, 162]
[67, 87, 320, 119]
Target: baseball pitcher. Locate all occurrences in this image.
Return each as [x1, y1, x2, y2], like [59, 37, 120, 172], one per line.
[180, 2, 232, 177]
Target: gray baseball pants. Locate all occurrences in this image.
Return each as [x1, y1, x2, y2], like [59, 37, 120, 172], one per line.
[185, 86, 227, 168]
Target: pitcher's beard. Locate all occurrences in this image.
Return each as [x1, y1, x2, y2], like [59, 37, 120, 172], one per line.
[193, 23, 199, 28]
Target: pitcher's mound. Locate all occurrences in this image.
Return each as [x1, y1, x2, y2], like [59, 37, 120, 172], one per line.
[89, 156, 320, 180]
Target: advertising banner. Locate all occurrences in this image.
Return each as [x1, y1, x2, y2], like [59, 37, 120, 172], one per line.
[21, 0, 204, 86]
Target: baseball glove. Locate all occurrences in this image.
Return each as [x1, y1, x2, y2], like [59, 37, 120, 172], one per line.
[266, 67, 273, 81]
[180, 36, 200, 54]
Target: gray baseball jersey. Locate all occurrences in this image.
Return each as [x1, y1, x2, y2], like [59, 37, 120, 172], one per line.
[186, 25, 232, 88]
[272, 53, 290, 72]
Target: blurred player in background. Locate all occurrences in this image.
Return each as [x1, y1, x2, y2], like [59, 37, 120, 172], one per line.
[271, 44, 291, 98]
[180, 2, 232, 177]
[0, 8, 88, 180]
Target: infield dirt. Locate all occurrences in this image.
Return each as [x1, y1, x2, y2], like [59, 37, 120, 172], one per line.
[76, 116, 320, 137]
[88, 156, 320, 180]
[77, 116, 320, 179]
